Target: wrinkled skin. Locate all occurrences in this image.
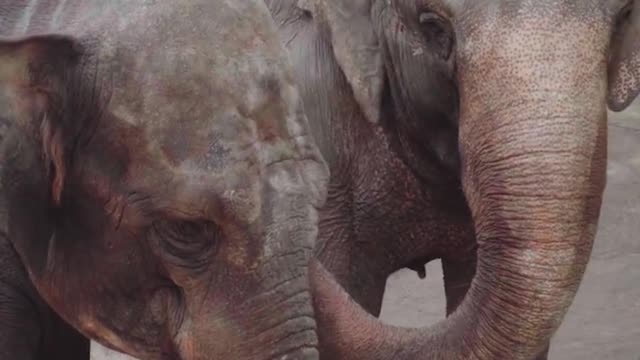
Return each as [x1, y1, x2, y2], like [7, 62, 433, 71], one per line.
[267, 0, 640, 359]
[0, 1, 328, 359]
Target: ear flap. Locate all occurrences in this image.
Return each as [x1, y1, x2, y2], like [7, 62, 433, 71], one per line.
[0, 34, 80, 84]
[302, 0, 384, 124]
[608, 1, 640, 112]
[0, 35, 81, 205]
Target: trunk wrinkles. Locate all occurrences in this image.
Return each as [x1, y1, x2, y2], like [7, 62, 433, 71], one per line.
[311, 10, 610, 359]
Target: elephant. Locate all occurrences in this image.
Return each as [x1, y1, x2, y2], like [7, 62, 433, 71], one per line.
[0, 0, 328, 359]
[266, 0, 640, 359]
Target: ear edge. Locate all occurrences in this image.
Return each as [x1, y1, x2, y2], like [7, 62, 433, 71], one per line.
[607, 2, 640, 112]
[607, 50, 640, 111]
[608, 85, 640, 112]
[0, 34, 82, 206]
[315, 0, 384, 124]
[40, 114, 66, 206]
[0, 34, 82, 65]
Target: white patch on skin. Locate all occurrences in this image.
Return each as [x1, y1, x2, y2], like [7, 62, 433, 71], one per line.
[297, 0, 317, 14]
[13, 0, 38, 35]
[284, 84, 304, 137]
[412, 47, 424, 56]
[224, 189, 236, 199]
[174, 316, 193, 345]
[267, 164, 301, 194]
[245, 83, 264, 116]
[50, 0, 69, 30]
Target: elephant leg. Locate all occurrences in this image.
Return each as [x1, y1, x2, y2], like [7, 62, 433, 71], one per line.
[441, 253, 477, 316]
[0, 235, 89, 360]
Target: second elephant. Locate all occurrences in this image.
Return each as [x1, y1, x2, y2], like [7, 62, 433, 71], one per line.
[266, 0, 640, 359]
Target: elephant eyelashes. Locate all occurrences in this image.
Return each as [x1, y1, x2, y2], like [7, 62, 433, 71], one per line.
[153, 219, 218, 250]
[418, 11, 453, 60]
[169, 220, 206, 238]
[152, 219, 220, 272]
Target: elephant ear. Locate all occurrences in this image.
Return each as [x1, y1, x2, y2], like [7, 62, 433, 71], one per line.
[0, 35, 82, 205]
[608, 1, 640, 112]
[302, 0, 384, 124]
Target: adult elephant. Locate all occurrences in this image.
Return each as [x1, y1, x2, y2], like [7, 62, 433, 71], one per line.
[267, 0, 640, 359]
[0, 0, 327, 359]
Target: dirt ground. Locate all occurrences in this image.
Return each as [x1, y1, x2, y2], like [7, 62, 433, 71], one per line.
[92, 103, 640, 359]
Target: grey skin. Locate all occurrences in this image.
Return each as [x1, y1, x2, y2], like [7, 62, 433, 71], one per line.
[267, 0, 640, 359]
[0, 1, 328, 359]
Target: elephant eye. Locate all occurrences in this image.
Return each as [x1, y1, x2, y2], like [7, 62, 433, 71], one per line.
[154, 219, 213, 241]
[418, 11, 453, 60]
[173, 221, 204, 237]
[151, 218, 220, 274]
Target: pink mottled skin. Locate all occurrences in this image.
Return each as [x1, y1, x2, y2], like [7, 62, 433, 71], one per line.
[268, 0, 640, 359]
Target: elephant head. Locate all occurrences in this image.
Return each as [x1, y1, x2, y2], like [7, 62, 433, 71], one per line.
[0, 1, 327, 359]
[304, 0, 640, 358]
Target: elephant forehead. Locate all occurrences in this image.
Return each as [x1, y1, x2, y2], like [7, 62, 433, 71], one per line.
[107, 73, 307, 186]
[60, 0, 325, 222]
[457, 2, 611, 82]
[457, 0, 601, 11]
[98, 0, 307, 172]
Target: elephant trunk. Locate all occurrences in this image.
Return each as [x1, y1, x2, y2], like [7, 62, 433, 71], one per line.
[173, 159, 326, 360]
[444, 12, 611, 354]
[311, 10, 610, 360]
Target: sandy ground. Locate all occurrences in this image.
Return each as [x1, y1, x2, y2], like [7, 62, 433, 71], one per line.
[92, 102, 640, 359]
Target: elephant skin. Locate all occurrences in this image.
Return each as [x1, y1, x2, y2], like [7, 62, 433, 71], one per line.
[266, 0, 640, 359]
[0, 0, 328, 359]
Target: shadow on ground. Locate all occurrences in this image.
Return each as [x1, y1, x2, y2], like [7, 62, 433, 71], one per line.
[92, 103, 640, 359]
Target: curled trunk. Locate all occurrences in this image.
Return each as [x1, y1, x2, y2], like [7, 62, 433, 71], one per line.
[311, 12, 609, 360]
